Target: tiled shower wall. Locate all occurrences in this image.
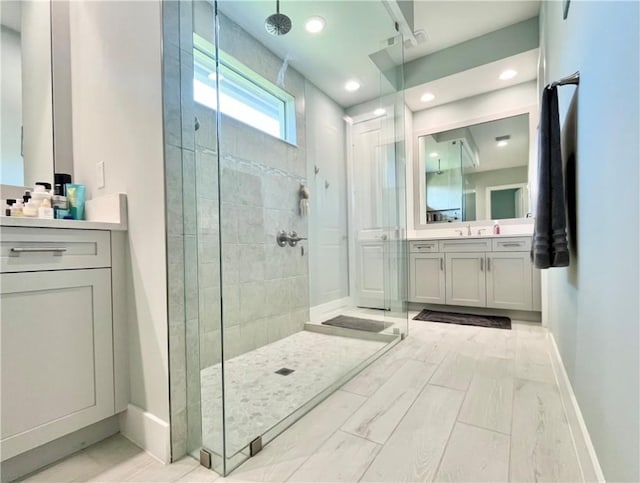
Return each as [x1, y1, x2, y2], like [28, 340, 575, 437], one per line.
[163, 0, 204, 461]
[164, 0, 311, 462]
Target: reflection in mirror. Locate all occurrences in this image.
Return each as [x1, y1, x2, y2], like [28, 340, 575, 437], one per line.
[420, 113, 529, 224]
[0, 0, 54, 188]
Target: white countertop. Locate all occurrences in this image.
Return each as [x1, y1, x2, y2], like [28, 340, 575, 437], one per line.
[409, 233, 532, 241]
[0, 216, 127, 231]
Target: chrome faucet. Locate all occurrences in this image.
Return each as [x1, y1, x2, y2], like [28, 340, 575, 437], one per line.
[455, 229, 464, 236]
[477, 228, 487, 236]
[466, 224, 472, 236]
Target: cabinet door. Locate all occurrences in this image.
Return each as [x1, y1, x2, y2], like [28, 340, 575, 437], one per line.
[445, 253, 486, 307]
[409, 253, 445, 304]
[1, 269, 114, 460]
[486, 252, 533, 311]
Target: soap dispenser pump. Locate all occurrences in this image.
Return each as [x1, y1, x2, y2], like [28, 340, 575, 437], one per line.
[492, 221, 501, 235]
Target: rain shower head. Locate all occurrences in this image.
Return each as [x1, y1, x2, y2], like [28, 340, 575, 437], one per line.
[265, 0, 291, 36]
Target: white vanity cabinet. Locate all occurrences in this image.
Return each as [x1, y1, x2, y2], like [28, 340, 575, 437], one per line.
[408, 241, 445, 304]
[409, 236, 540, 312]
[486, 252, 532, 310]
[0, 225, 125, 461]
[445, 252, 487, 307]
[409, 253, 445, 304]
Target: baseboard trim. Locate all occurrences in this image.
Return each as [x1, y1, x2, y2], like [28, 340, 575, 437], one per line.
[548, 333, 605, 482]
[309, 297, 352, 323]
[0, 416, 119, 483]
[119, 404, 170, 464]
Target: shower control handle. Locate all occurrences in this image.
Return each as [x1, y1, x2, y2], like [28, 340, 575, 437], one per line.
[276, 230, 307, 247]
[286, 231, 307, 247]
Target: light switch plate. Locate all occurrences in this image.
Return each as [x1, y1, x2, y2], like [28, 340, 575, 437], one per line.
[97, 161, 105, 188]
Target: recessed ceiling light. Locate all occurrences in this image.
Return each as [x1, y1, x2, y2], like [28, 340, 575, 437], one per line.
[499, 69, 518, 80]
[374, 108, 386, 116]
[345, 80, 360, 92]
[305, 16, 326, 34]
[420, 92, 435, 102]
[429, 152, 438, 158]
[497, 140, 508, 147]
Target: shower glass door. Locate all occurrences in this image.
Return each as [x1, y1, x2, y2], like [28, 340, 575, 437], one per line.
[193, 1, 408, 475]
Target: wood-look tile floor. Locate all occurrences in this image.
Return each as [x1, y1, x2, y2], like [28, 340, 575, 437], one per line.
[20, 317, 584, 482]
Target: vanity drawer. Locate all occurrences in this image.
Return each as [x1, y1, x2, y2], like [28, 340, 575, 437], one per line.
[439, 238, 492, 253]
[492, 237, 531, 252]
[1, 227, 111, 273]
[409, 240, 439, 253]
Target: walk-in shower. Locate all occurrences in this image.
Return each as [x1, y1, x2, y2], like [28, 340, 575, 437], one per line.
[164, 0, 408, 476]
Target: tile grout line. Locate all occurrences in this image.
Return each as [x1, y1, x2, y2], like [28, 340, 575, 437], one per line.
[281, 390, 370, 482]
[429, 375, 471, 482]
[354, 353, 453, 483]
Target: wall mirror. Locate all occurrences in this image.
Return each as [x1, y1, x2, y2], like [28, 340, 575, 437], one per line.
[1, 0, 72, 191]
[1, 0, 53, 188]
[418, 113, 530, 224]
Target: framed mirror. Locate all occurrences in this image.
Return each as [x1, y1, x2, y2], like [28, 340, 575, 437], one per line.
[417, 112, 531, 225]
[1, 0, 54, 189]
[1, 0, 72, 192]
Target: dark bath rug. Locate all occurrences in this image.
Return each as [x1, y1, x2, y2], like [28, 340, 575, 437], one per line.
[321, 315, 392, 333]
[413, 309, 511, 330]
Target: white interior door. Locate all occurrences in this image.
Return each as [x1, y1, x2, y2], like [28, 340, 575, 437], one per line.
[351, 118, 387, 309]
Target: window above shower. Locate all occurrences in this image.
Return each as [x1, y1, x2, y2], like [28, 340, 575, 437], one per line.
[193, 33, 297, 144]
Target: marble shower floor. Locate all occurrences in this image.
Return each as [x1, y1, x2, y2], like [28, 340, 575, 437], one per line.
[200, 330, 388, 457]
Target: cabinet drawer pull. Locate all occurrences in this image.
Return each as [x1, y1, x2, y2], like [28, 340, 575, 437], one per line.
[480, 258, 483, 271]
[10, 247, 67, 256]
[487, 257, 491, 271]
[440, 257, 443, 271]
[501, 243, 523, 247]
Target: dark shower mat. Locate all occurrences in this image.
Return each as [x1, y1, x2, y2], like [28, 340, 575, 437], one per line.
[321, 315, 392, 333]
[413, 309, 511, 330]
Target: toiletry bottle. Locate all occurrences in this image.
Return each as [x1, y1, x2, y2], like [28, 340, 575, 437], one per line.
[38, 198, 54, 219]
[23, 200, 38, 217]
[11, 200, 24, 217]
[5, 199, 16, 216]
[32, 184, 52, 209]
[23, 191, 31, 204]
[493, 221, 501, 235]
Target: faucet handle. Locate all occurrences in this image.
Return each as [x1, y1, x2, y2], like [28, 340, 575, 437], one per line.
[454, 229, 464, 236]
[477, 228, 486, 235]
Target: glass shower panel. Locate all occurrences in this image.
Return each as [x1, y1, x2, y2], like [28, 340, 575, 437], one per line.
[190, 0, 225, 475]
[194, 1, 407, 475]
[378, 34, 408, 333]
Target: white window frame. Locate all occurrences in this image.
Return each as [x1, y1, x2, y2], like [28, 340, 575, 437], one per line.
[193, 34, 297, 144]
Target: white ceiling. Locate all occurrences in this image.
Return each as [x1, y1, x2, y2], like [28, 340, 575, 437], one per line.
[218, 1, 541, 109]
[424, 113, 529, 174]
[407, 1, 541, 62]
[404, 48, 539, 112]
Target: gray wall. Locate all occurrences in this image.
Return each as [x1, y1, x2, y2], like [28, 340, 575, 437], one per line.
[465, 165, 528, 220]
[540, 1, 639, 481]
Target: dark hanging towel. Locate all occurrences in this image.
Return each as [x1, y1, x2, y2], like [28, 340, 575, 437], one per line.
[532, 85, 570, 268]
